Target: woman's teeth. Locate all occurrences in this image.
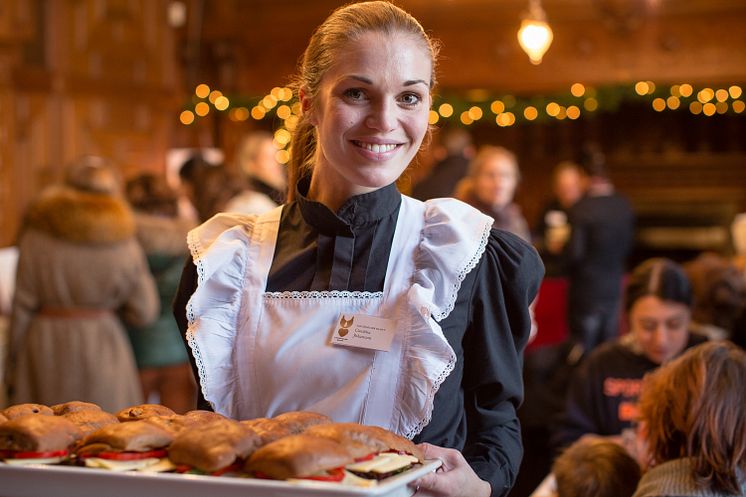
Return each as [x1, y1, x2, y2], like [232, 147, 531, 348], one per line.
[355, 141, 397, 153]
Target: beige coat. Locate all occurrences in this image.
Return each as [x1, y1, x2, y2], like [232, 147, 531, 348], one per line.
[6, 186, 159, 412]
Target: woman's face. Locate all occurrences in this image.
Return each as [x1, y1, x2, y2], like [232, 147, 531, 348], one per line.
[629, 295, 691, 364]
[474, 155, 518, 208]
[305, 31, 431, 198]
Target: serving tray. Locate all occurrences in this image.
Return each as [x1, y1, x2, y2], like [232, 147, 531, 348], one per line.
[0, 459, 441, 497]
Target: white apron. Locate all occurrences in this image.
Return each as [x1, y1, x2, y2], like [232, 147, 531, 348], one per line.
[186, 196, 493, 439]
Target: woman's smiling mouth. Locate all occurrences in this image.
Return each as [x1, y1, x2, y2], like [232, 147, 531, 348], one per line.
[352, 140, 402, 155]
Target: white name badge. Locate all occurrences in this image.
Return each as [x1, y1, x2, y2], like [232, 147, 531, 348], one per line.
[331, 313, 396, 352]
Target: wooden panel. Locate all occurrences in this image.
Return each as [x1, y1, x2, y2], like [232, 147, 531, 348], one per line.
[0, 0, 183, 246]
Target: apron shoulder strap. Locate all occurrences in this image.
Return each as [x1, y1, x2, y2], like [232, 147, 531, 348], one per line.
[407, 196, 494, 322]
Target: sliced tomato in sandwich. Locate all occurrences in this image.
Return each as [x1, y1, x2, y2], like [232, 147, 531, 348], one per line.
[0, 449, 70, 465]
[85, 449, 168, 461]
[299, 466, 346, 482]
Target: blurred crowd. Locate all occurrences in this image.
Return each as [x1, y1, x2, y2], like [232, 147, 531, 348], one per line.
[1, 125, 745, 496]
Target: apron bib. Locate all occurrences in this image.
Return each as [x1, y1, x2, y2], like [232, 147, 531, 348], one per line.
[186, 196, 492, 438]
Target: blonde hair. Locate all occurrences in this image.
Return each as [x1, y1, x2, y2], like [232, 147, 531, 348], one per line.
[638, 341, 746, 494]
[287, 1, 439, 201]
[454, 145, 519, 201]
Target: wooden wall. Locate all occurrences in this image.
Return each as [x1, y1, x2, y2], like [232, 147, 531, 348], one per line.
[1, 0, 746, 253]
[0, 0, 182, 246]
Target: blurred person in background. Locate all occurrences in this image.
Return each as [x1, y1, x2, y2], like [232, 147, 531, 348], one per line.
[564, 143, 634, 360]
[534, 161, 587, 277]
[191, 163, 247, 222]
[454, 145, 531, 242]
[5, 156, 158, 412]
[231, 130, 287, 205]
[125, 173, 197, 413]
[550, 437, 641, 497]
[411, 126, 474, 201]
[633, 341, 745, 497]
[552, 258, 706, 451]
[684, 252, 746, 342]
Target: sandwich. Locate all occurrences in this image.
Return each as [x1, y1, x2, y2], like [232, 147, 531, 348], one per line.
[51, 401, 103, 415]
[61, 409, 119, 437]
[271, 411, 332, 434]
[304, 423, 423, 480]
[1, 403, 53, 420]
[168, 419, 262, 475]
[76, 419, 174, 472]
[116, 403, 175, 422]
[0, 414, 83, 465]
[239, 411, 332, 446]
[240, 418, 293, 446]
[141, 410, 227, 437]
[244, 434, 354, 481]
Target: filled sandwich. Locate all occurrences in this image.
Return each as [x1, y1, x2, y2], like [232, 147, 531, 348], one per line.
[76, 419, 174, 472]
[116, 403, 175, 422]
[0, 414, 83, 465]
[245, 434, 354, 481]
[169, 419, 261, 475]
[304, 423, 423, 480]
[1, 403, 53, 420]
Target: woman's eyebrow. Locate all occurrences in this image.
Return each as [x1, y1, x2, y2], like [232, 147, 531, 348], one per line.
[345, 75, 429, 87]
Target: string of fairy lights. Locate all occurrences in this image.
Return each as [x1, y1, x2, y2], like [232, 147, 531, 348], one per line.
[180, 81, 745, 165]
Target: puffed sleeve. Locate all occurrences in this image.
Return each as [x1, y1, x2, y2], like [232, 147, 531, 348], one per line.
[460, 229, 543, 496]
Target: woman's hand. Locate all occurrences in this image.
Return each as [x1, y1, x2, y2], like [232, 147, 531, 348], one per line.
[409, 443, 491, 497]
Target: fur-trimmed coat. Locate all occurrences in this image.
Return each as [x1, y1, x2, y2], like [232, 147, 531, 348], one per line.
[7, 185, 159, 412]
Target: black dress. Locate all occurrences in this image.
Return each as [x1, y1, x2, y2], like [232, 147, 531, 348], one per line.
[173, 178, 544, 497]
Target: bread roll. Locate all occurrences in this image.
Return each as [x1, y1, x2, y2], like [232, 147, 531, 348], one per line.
[1, 403, 53, 420]
[169, 419, 261, 472]
[0, 415, 83, 452]
[244, 434, 353, 479]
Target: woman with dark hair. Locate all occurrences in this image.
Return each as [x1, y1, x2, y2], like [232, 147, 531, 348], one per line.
[173, 2, 543, 496]
[553, 258, 707, 450]
[633, 341, 746, 497]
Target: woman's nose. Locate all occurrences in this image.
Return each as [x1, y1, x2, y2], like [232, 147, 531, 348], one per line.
[366, 100, 397, 131]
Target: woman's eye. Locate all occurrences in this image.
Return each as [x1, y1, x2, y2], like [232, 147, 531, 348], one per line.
[399, 93, 421, 106]
[343, 88, 366, 101]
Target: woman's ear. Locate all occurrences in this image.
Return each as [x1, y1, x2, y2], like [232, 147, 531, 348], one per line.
[299, 88, 316, 125]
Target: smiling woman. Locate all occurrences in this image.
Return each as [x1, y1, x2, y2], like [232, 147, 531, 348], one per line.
[172, 3, 544, 497]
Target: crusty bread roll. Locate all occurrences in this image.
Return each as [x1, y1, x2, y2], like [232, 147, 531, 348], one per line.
[0, 413, 7, 424]
[271, 411, 332, 434]
[169, 419, 262, 472]
[1, 403, 54, 420]
[51, 401, 102, 415]
[183, 410, 226, 424]
[0, 414, 83, 452]
[77, 419, 173, 456]
[240, 418, 293, 446]
[62, 409, 119, 436]
[116, 404, 175, 422]
[244, 434, 353, 480]
[305, 423, 423, 461]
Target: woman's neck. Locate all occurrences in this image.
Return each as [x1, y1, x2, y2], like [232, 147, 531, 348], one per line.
[306, 168, 376, 213]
